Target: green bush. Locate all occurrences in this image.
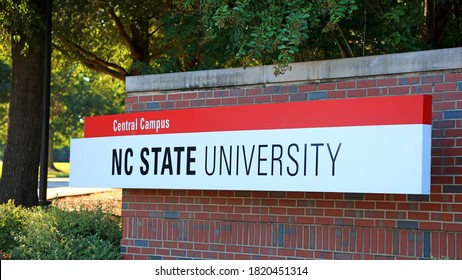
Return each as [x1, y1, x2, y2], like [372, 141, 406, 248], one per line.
[0, 201, 121, 260]
[0, 200, 29, 253]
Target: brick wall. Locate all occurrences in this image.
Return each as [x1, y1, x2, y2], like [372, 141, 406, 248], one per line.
[121, 49, 462, 260]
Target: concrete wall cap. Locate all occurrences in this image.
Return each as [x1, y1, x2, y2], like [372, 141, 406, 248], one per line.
[125, 48, 462, 93]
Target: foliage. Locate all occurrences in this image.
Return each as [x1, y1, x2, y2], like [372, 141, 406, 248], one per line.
[50, 58, 124, 148]
[0, 200, 121, 260]
[187, 0, 461, 74]
[0, 0, 42, 40]
[52, 0, 232, 80]
[0, 200, 28, 253]
[186, 0, 358, 73]
[0, 61, 10, 145]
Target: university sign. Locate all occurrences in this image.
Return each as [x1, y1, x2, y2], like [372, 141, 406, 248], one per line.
[69, 95, 432, 194]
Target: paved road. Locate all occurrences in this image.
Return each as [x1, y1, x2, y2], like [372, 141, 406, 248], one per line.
[47, 177, 70, 188]
[38, 178, 112, 199]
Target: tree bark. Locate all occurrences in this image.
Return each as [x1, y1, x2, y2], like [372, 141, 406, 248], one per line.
[0, 1, 46, 207]
[425, 0, 451, 48]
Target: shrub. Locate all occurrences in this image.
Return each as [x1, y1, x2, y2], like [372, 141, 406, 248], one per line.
[0, 201, 121, 260]
[0, 200, 29, 253]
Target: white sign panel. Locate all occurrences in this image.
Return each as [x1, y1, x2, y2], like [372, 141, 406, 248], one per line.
[70, 95, 432, 194]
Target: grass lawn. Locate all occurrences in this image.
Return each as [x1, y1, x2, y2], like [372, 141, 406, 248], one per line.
[0, 162, 70, 178]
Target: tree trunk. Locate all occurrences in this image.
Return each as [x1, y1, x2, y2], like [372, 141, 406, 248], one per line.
[0, 1, 46, 207]
[425, 0, 451, 48]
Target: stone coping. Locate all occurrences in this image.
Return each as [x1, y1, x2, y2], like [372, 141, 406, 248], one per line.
[126, 48, 462, 93]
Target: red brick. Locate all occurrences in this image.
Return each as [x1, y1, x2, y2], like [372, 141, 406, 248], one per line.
[408, 211, 429, 220]
[206, 98, 221, 106]
[458, 234, 462, 259]
[431, 194, 454, 203]
[296, 216, 315, 224]
[278, 199, 296, 207]
[238, 97, 254, 104]
[234, 206, 250, 213]
[347, 89, 367, 97]
[278, 248, 296, 257]
[384, 229, 393, 255]
[198, 91, 212, 98]
[397, 202, 418, 211]
[328, 90, 346, 99]
[153, 95, 167, 101]
[432, 111, 443, 120]
[435, 83, 457, 92]
[287, 208, 304, 216]
[365, 194, 385, 200]
[174, 100, 189, 108]
[422, 75, 444, 84]
[306, 208, 323, 216]
[376, 202, 397, 210]
[378, 78, 397, 86]
[445, 92, 462, 101]
[306, 192, 324, 199]
[255, 95, 271, 103]
[325, 193, 343, 199]
[295, 250, 314, 258]
[375, 220, 395, 228]
[241, 215, 258, 223]
[444, 166, 462, 174]
[367, 88, 380, 96]
[318, 83, 336, 90]
[433, 101, 456, 110]
[445, 73, 462, 82]
[386, 194, 406, 201]
[168, 93, 183, 100]
[125, 96, 138, 103]
[431, 176, 454, 184]
[337, 81, 356, 89]
[190, 99, 205, 107]
[315, 217, 334, 225]
[271, 94, 289, 102]
[402, 77, 421, 84]
[316, 200, 335, 208]
[432, 213, 454, 222]
[389, 86, 410, 95]
[447, 233, 456, 259]
[286, 192, 304, 199]
[334, 201, 353, 208]
[214, 90, 229, 97]
[315, 251, 333, 259]
[355, 219, 375, 227]
[419, 203, 442, 211]
[299, 84, 316, 92]
[246, 88, 263, 96]
[365, 210, 384, 218]
[182, 92, 197, 99]
[438, 232, 447, 256]
[416, 84, 434, 93]
[325, 209, 343, 216]
[357, 80, 376, 88]
[443, 223, 462, 232]
[222, 97, 238, 105]
[139, 95, 153, 102]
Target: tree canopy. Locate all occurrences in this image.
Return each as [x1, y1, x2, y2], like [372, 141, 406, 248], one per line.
[1, 0, 461, 206]
[186, 0, 461, 74]
[51, 0, 235, 81]
[49, 0, 462, 78]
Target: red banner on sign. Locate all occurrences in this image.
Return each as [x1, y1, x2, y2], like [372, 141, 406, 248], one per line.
[84, 95, 432, 138]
